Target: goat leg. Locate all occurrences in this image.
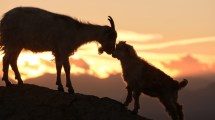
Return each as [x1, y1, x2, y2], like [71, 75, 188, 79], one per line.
[63, 57, 74, 94]
[124, 86, 132, 106]
[55, 56, 64, 92]
[176, 103, 184, 120]
[10, 49, 23, 85]
[2, 54, 12, 86]
[132, 91, 141, 114]
[160, 98, 180, 120]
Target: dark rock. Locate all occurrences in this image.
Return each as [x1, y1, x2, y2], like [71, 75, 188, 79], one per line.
[0, 84, 151, 120]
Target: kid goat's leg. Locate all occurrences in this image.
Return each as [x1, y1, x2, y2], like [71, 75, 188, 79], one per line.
[124, 86, 133, 106]
[160, 97, 180, 120]
[176, 102, 184, 120]
[63, 57, 74, 94]
[132, 90, 141, 114]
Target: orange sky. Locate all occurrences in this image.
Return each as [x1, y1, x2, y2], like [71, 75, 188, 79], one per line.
[0, 0, 215, 81]
[1, 2, 215, 120]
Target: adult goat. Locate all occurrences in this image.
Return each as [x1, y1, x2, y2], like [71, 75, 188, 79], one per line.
[0, 7, 117, 94]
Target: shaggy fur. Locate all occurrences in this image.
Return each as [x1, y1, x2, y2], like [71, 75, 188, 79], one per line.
[112, 41, 188, 120]
[0, 7, 117, 93]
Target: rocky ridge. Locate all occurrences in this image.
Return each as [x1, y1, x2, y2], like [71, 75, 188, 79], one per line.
[0, 84, 151, 120]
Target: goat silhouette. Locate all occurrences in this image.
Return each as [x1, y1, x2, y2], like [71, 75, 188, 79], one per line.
[0, 7, 117, 93]
[112, 41, 188, 120]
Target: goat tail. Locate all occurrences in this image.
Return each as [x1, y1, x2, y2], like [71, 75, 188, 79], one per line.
[178, 79, 188, 90]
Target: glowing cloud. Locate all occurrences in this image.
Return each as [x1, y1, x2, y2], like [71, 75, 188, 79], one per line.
[117, 30, 162, 42]
[162, 55, 214, 77]
[141, 36, 215, 50]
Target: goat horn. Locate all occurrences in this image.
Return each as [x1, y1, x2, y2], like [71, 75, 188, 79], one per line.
[108, 16, 115, 30]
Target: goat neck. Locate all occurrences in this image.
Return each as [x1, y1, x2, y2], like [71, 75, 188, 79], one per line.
[77, 24, 106, 44]
[120, 56, 141, 70]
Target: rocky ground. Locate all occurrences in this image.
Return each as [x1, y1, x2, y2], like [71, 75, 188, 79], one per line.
[0, 84, 151, 120]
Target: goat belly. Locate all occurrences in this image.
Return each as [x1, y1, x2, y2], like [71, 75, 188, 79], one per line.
[142, 87, 160, 97]
[140, 80, 165, 97]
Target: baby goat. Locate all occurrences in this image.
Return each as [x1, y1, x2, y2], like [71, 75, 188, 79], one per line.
[112, 41, 188, 120]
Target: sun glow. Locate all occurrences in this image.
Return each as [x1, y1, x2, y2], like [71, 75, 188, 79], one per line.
[98, 66, 111, 79]
[16, 51, 55, 80]
[71, 54, 80, 60]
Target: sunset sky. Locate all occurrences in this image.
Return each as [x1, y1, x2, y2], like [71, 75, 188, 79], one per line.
[0, 1, 215, 119]
[0, 0, 215, 87]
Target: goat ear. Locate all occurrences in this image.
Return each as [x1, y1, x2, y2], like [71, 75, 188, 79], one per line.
[119, 41, 126, 44]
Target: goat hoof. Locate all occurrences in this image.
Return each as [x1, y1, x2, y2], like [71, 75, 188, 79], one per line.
[131, 109, 138, 115]
[58, 86, 65, 92]
[18, 81, 24, 85]
[68, 88, 75, 94]
[123, 102, 129, 107]
[5, 81, 13, 87]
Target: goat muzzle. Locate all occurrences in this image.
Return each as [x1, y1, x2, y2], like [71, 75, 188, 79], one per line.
[112, 52, 116, 58]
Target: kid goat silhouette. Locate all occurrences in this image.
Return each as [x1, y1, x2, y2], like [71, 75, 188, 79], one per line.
[112, 41, 188, 120]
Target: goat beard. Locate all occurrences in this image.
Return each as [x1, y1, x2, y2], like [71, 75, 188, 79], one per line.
[98, 47, 104, 55]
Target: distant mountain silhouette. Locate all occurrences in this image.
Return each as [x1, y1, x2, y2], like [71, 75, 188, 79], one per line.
[176, 72, 215, 90]
[179, 83, 215, 120]
[0, 84, 151, 120]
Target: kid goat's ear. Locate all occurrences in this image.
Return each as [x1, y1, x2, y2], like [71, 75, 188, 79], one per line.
[118, 41, 126, 45]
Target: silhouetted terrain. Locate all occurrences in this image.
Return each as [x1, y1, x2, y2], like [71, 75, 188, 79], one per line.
[1, 73, 215, 120]
[0, 84, 151, 120]
[22, 74, 215, 120]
